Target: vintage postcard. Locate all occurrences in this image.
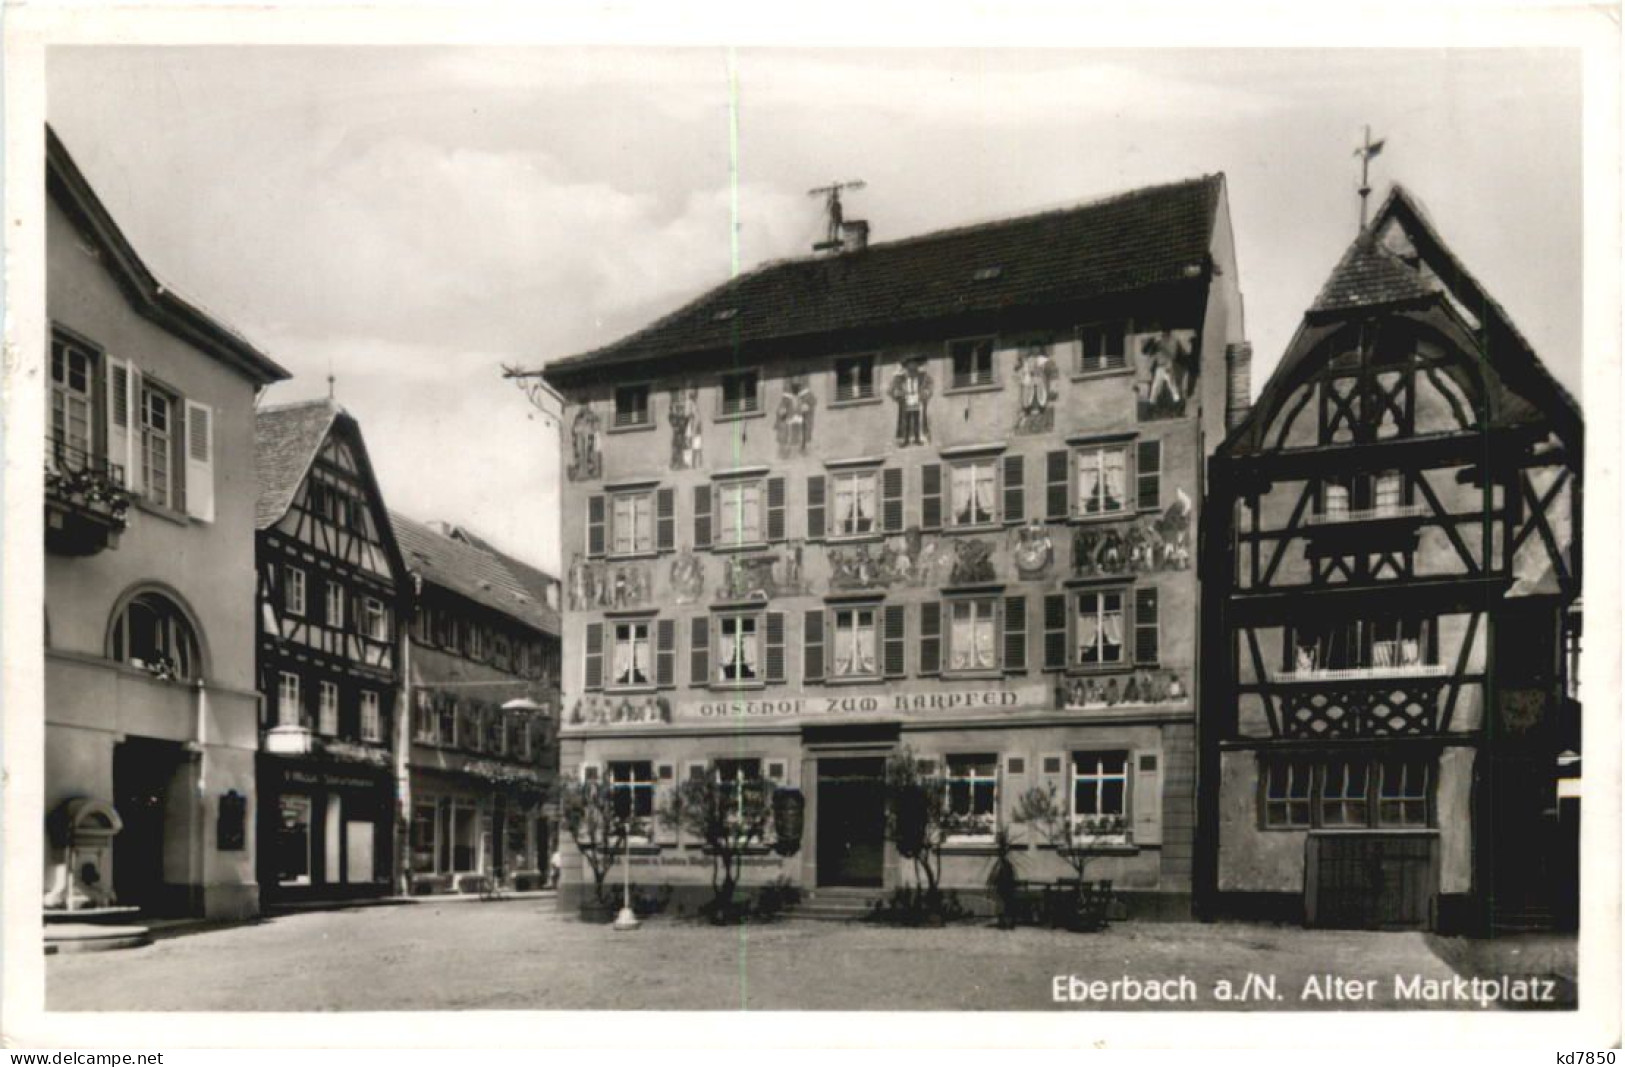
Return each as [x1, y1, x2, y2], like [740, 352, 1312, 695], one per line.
[2, 0, 1618, 1052]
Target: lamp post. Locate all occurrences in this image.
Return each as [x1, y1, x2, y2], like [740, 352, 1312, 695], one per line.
[612, 804, 640, 931]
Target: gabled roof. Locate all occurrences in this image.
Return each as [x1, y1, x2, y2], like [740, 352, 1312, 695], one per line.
[541, 174, 1225, 383]
[46, 125, 289, 387]
[390, 513, 558, 636]
[254, 398, 410, 584]
[1225, 184, 1582, 457]
[442, 525, 562, 635]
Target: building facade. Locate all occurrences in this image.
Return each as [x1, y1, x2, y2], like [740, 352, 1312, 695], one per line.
[1196, 188, 1582, 934]
[542, 176, 1247, 915]
[253, 400, 409, 905]
[43, 127, 289, 920]
[392, 515, 561, 894]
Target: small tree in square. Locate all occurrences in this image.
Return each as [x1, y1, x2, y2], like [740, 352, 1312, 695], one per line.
[882, 746, 959, 917]
[560, 777, 632, 906]
[1010, 781, 1096, 882]
[660, 769, 779, 923]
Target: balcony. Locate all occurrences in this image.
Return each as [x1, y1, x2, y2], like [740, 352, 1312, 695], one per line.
[1304, 502, 1429, 527]
[45, 439, 130, 556]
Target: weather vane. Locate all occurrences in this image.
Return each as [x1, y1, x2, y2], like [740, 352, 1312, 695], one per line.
[1354, 125, 1386, 231]
[809, 179, 865, 252]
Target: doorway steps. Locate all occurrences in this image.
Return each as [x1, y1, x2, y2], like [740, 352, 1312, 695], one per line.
[785, 887, 878, 923]
[43, 908, 151, 954]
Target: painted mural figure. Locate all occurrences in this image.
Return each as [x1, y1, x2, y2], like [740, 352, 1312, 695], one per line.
[949, 538, 996, 585]
[567, 553, 593, 611]
[1135, 329, 1197, 420]
[1010, 519, 1054, 578]
[669, 386, 704, 470]
[775, 376, 817, 458]
[889, 358, 933, 446]
[670, 551, 706, 605]
[567, 405, 603, 481]
[1014, 345, 1060, 434]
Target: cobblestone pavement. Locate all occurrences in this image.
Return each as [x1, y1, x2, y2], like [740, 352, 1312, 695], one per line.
[46, 900, 1576, 1012]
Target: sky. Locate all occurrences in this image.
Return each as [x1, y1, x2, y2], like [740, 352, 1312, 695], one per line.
[45, 46, 1584, 576]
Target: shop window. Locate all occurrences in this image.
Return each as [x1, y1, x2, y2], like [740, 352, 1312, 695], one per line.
[949, 458, 999, 527]
[945, 754, 998, 837]
[830, 606, 879, 680]
[1261, 756, 1435, 831]
[1263, 759, 1313, 829]
[110, 591, 201, 681]
[947, 598, 998, 673]
[713, 758, 763, 821]
[614, 384, 651, 429]
[411, 802, 437, 874]
[830, 469, 878, 537]
[452, 805, 477, 872]
[276, 794, 313, 886]
[834, 355, 876, 403]
[1379, 759, 1430, 827]
[1075, 444, 1129, 517]
[1320, 759, 1370, 827]
[948, 337, 996, 389]
[608, 760, 655, 826]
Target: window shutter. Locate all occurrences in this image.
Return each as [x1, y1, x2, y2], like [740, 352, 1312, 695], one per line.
[1046, 450, 1069, 520]
[803, 609, 825, 683]
[921, 463, 943, 531]
[586, 495, 607, 558]
[105, 356, 133, 489]
[765, 611, 786, 683]
[656, 487, 676, 551]
[1039, 751, 1067, 815]
[918, 601, 942, 676]
[689, 615, 710, 686]
[883, 604, 907, 678]
[881, 467, 904, 533]
[1002, 453, 1024, 524]
[693, 485, 712, 549]
[1004, 752, 1030, 843]
[655, 618, 676, 688]
[1136, 439, 1162, 511]
[654, 762, 678, 844]
[183, 400, 215, 522]
[1043, 594, 1067, 671]
[806, 475, 826, 540]
[1002, 595, 1027, 674]
[766, 476, 787, 542]
[584, 622, 604, 691]
[1134, 586, 1160, 664]
[1134, 750, 1163, 845]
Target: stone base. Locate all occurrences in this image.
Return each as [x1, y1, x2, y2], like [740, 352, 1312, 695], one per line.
[44, 923, 151, 954]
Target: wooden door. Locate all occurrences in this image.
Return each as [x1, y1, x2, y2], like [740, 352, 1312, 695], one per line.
[817, 758, 885, 887]
[1308, 833, 1437, 930]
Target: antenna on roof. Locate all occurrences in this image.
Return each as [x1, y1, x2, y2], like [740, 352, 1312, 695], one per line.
[809, 180, 867, 253]
[1354, 125, 1386, 232]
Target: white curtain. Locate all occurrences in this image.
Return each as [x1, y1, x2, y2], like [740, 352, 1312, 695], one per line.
[1078, 611, 1099, 658]
[856, 617, 876, 674]
[1102, 451, 1126, 510]
[833, 622, 855, 676]
[741, 629, 759, 675]
[974, 471, 995, 522]
[1101, 604, 1123, 652]
[974, 621, 996, 669]
[613, 640, 633, 684]
[950, 609, 972, 670]
[952, 465, 975, 523]
[1078, 456, 1100, 512]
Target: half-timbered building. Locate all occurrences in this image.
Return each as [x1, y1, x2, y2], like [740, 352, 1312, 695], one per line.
[539, 175, 1249, 916]
[1196, 187, 1582, 934]
[44, 127, 289, 921]
[391, 515, 560, 894]
[254, 399, 409, 904]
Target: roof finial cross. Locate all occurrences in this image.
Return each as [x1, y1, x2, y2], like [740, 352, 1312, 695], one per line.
[1355, 125, 1386, 232]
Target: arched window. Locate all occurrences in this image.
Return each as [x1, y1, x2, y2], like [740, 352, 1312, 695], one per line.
[110, 591, 201, 681]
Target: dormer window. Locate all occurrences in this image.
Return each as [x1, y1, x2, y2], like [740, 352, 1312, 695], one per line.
[1077, 322, 1129, 374]
[948, 338, 997, 390]
[719, 371, 760, 417]
[834, 356, 876, 403]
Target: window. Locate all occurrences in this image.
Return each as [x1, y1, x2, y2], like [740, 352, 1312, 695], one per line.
[1078, 322, 1128, 374]
[830, 469, 878, 537]
[469, 624, 486, 661]
[1076, 445, 1129, 516]
[949, 458, 998, 527]
[50, 336, 95, 463]
[717, 613, 761, 684]
[411, 802, 437, 873]
[414, 693, 436, 743]
[717, 480, 763, 546]
[277, 672, 302, 727]
[611, 491, 655, 555]
[486, 704, 505, 754]
[139, 381, 179, 509]
[510, 714, 529, 760]
[358, 598, 387, 642]
[1263, 760, 1313, 828]
[111, 591, 201, 680]
[614, 384, 652, 428]
[831, 606, 879, 679]
[1075, 591, 1125, 666]
[612, 621, 652, 688]
[1315, 471, 1414, 523]
[719, 371, 760, 416]
[438, 698, 456, 747]
[947, 598, 998, 673]
[1072, 752, 1129, 831]
[360, 690, 382, 743]
[1287, 617, 1436, 677]
[945, 754, 998, 836]
[1378, 759, 1430, 827]
[714, 758, 763, 820]
[834, 356, 876, 403]
[1320, 759, 1369, 827]
[948, 337, 996, 389]
[285, 567, 307, 617]
[608, 760, 655, 823]
[317, 680, 339, 736]
[326, 582, 345, 629]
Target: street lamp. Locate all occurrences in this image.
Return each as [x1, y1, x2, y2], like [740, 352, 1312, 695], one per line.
[610, 786, 640, 932]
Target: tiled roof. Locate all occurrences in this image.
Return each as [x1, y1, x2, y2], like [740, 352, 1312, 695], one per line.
[254, 399, 340, 530]
[542, 175, 1223, 379]
[445, 527, 562, 636]
[390, 513, 557, 635]
[1309, 232, 1436, 314]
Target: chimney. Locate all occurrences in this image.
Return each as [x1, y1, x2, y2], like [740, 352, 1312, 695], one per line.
[1224, 342, 1253, 431]
[840, 220, 869, 252]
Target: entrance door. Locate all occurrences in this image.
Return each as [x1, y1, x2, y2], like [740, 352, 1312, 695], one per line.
[817, 757, 886, 887]
[1307, 833, 1438, 930]
[112, 738, 187, 914]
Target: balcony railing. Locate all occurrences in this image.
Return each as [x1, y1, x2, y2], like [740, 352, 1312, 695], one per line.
[45, 438, 131, 554]
[1274, 663, 1449, 683]
[1304, 502, 1429, 526]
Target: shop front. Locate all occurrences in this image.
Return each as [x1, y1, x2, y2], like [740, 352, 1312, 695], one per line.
[257, 756, 394, 905]
[407, 766, 551, 893]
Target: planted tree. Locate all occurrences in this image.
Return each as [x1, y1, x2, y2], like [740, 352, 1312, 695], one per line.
[984, 826, 1023, 930]
[660, 770, 781, 923]
[1011, 782, 1113, 930]
[882, 747, 960, 921]
[560, 777, 632, 907]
